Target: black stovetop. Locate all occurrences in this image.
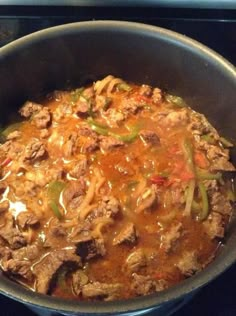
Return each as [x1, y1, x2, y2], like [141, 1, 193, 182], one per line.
[0, 5, 235, 316]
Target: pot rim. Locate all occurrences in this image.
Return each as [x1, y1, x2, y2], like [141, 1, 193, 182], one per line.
[0, 20, 236, 315]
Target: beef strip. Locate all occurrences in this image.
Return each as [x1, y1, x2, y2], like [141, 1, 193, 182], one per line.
[99, 136, 124, 152]
[19, 101, 42, 118]
[203, 212, 225, 239]
[139, 130, 160, 146]
[131, 273, 167, 296]
[17, 212, 39, 229]
[34, 248, 81, 294]
[0, 200, 9, 213]
[63, 181, 85, 209]
[72, 270, 89, 295]
[23, 139, 47, 163]
[82, 282, 122, 301]
[76, 236, 106, 260]
[113, 223, 137, 246]
[2, 258, 33, 280]
[160, 223, 183, 253]
[139, 85, 152, 97]
[176, 251, 201, 276]
[69, 157, 88, 179]
[125, 249, 147, 272]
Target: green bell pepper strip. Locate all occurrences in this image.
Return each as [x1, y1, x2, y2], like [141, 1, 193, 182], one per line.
[198, 182, 209, 221]
[47, 181, 66, 219]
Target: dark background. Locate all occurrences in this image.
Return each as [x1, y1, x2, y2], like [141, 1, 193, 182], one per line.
[0, 5, 235, 316]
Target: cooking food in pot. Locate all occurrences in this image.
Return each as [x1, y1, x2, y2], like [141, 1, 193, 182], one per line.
[0, 75, 235, 301]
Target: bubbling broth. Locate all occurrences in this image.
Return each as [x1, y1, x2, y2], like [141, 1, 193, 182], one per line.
[0, 75, 235, 301]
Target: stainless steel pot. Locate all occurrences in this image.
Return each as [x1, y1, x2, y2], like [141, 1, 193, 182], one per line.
[0, 20, 235, 316]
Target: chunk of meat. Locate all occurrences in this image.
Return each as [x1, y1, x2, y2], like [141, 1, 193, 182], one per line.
[0, 221, 27, 250]
[136, 184, 158, 213]
[44, 223, 67, 248]
[82, 282, 122, 301]
[86, 196, 120, 222]
[76, 236, 106, 260]
[131, 273, 167, 296]
[72, 270, 89, 295]
[113, 223, 137, 246]
[103, 108, 126, 128]
[206, 145, 235, 171]
[206, 181, 232, 216]
[162, 109, 189, 127]
[176, 251, 201, 276]
[19, 101, 42, 118]
[125, 249, 147, 272]
[63, 132, 79, 157]
[69, 157, 88, 179]
[99, 136, 124, 152]
[160, 223, 183, 252]
[23, 139, 47, 163]
[63, 181, 85, 209]
[0, 245, 12, 261]
[152, 87, 162, 104]
[121, 98, 144, 115]
[139, 85, 152, 97]
[2, 259, 33, 280]
[203, 212, 225, 239]
[139, 130, 160, 145]
[95, 95, 110, 111]
[6, 130, 21, 140]
[40, 129, 50, 139]
[17, 212, 39, 229]
[12, 244, 39, 261]
[34, 249, 81, 294]
[15, 180, 38, 197]
[0, 200, 9, 213]
[188, 112, 218, 137]
[0, 140, 24, 160]
[33, 107, 51, 129]
[75, 99, 90, 114]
